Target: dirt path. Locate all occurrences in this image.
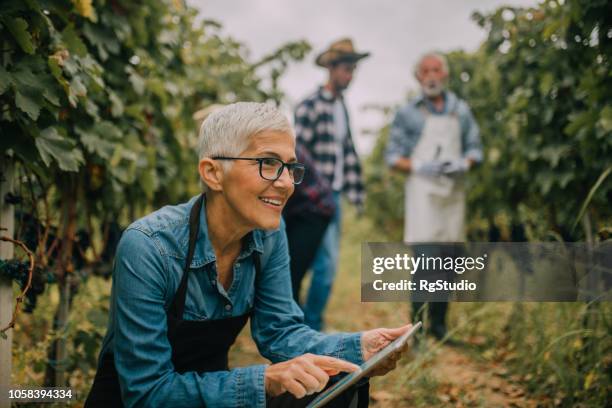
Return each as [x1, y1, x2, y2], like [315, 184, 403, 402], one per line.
[370, 344, 540, 408]
[427, 346, 536, 407]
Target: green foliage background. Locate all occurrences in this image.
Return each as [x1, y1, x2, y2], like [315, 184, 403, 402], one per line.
[1, 0, 309, 388]
[1, 0, 309, 210]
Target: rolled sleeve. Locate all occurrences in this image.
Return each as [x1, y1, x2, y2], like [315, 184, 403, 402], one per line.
[337, 332, 364, 366]
[236, 364, 268, 408]
[251, 222, 365, 368]
[385, 112, 405, 167]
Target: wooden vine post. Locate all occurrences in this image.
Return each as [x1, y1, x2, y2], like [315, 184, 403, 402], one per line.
[0, 158, 14, 408]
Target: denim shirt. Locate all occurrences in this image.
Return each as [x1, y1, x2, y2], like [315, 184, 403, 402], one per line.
[97, 195, 363, 408]
[385, 91, 483, 167]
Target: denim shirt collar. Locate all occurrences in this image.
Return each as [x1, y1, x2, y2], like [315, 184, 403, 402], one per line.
[413, 90, 458, 115]
[187, 195, 264, 269]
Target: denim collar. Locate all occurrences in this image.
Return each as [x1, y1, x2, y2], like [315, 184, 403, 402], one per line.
[413, 90, 458, 115]
[188, 195, 264, 268]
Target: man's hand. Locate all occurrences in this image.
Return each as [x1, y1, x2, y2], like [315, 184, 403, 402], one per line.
[361, 325, 412, 377]
[392, 157, 413, 173]
[264, 354, 359, 399]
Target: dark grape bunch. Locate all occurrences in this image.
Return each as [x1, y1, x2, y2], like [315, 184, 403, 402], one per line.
[0, 259, 48, 313]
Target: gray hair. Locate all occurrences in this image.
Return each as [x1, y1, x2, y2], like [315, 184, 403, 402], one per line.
[413, 52, 450, 79]
[197, 102, 293, 190]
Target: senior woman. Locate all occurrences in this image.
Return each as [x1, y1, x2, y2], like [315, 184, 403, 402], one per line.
[85, 102, 411, 408]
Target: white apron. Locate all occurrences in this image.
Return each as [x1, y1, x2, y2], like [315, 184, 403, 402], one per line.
[404, 110, 466, 243]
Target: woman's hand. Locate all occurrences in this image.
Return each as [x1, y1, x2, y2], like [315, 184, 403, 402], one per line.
[264, 354, 359, 399]
[361, 324, 412, 377]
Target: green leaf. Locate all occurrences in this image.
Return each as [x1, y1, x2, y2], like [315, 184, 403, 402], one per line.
[43, 86, 61, 106]
[15, 91, 41, 120]
[0, 66, 12, 95]
[539, 72, 554, 95]
[84, 98, 99, 118]
[95, 121, 122, 140]
[34, 127, 84, 171]
[78, 122, 121, 157]
[598, 106, 612, 133]
[48, 55, 64, 81]
[12, 66, 39, 88]
[82, 23, 119, 61]
[3, 17, 35, 54]
[564, 111, 595, 136]
[147, 78, 167, 104]
[540, 145, 570, 168]
[71, 76, 87, 96]
[139, 168, 157, 200]
[61, 25, 88, 57]
[63, 57, 79, 76]
[128, 70, 145, 95]
[109, 91, 124, 117]
[78, 131, 115, 159]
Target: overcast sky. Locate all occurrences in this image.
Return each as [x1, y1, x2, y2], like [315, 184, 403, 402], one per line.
[190, 0, 537, 155]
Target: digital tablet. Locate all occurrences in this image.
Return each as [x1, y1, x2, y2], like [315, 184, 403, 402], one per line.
[306, 321, 422, 408]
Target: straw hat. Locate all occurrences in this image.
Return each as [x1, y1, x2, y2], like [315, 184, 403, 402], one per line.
[315, 38, 370, 67]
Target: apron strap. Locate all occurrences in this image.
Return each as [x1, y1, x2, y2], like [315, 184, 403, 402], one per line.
[170, 194, 204, 319]
[169, 194, 263, 319]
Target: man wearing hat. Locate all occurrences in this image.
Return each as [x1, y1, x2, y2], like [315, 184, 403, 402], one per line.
[292, 38, 369, 331]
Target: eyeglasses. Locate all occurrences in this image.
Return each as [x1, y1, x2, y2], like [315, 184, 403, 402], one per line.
[212, 156, 306, 185]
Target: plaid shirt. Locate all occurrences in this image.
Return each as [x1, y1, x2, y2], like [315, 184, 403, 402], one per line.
[283, 144, 336, 218]
[294, 87, 366, 208]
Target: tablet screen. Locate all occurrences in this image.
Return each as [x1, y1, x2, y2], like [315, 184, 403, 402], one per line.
[306, 321, 422, 408]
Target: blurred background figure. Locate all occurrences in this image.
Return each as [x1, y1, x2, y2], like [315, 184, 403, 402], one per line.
[283, 144, 336, 306]
[385, 53, 483, 340]
[293, 38, 369, 331]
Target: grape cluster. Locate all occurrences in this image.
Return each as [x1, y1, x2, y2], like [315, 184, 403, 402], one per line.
[0, 260, 47, 313]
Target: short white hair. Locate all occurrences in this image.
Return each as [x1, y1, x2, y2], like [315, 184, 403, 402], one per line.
[413, 52, 450, 79]
[197, 102, 293, 190]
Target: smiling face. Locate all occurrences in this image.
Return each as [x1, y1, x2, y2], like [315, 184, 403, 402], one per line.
[220, 130, 296, 231]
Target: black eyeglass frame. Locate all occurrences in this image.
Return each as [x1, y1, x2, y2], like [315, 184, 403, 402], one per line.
[211, 156, 305, 185]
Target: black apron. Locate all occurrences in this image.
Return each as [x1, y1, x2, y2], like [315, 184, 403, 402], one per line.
[85, 194, 254, 407]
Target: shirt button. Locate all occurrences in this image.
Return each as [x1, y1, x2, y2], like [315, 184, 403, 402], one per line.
[225, 304, 232, 311]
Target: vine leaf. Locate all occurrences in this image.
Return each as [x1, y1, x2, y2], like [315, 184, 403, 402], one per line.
[61, 25, 88, 57]
[0, 66, 13, 94]
[34, 127, 84, 172]
[15, 90, 41, 120]
[4, 17, 36, 54]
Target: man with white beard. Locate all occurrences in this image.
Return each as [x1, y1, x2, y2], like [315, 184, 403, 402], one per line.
[385, 53, 483, 341]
